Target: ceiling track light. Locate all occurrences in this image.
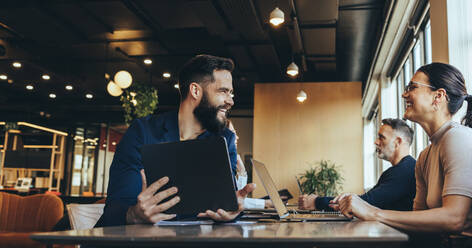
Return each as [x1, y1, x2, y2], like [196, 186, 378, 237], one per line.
[26, 85, 34, 90]
[286, 62, 299, 77]
[49, 93, 56, 99]
[42, 74, 50, 80]
[163, 72, 171, 78]
[269, 7, 284, 26]
[65, 85, 73, 91]
[85, 93, 93, 99]
[297, 90, 307, 103]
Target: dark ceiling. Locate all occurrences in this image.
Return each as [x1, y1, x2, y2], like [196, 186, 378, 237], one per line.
[0, 0, 388, 124]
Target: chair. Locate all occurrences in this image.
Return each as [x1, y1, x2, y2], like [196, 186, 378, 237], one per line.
[0, 192, 64, 248]
[67, 203, 105, 230]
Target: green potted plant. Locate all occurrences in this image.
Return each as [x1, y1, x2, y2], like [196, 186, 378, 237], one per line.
[299, 160, 344, 196]
[120, 83, 158, 125]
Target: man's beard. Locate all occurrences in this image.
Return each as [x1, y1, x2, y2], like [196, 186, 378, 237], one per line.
[193, 92, 229, 134]
[376, 140, 395, 161]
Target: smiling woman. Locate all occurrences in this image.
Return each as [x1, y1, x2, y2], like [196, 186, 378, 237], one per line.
[332, 63, 472, 239]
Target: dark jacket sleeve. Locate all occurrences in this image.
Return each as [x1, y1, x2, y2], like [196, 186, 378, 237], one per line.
[95, 119, 145, 227]
[315, 196, 335, 211]
[359, 165, 413, 209]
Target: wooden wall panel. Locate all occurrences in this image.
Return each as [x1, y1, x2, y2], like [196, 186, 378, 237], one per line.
[253, 82, 363, 201]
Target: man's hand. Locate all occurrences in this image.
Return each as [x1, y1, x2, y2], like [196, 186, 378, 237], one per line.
[298, 194, 318, 210]
[198, 183, 256, 221]
[126, 169, 181, 224]
[329, 193, 379, 220]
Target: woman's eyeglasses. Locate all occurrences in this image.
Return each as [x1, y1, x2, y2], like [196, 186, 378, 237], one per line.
[404, 81, 436, 93]
[404, 81, 449, 101]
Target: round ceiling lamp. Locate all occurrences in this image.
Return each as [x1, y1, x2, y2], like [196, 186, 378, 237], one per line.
[144, 58, 152, 65]
[297, 90, 307, 103]
[114, 70, 132, 89]
[107, 81, 123, 97]
[269, 7, 284, 26]
[286, 62, 299, 77]
[12, 62, 22, 68]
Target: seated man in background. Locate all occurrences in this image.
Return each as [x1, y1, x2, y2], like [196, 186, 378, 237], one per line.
[96, 55, 254, 227]
[299, 118, 416, 211]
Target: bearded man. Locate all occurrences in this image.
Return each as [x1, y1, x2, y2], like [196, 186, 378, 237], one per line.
[299, 118, 416, 211]
[96, 55, 254, 227]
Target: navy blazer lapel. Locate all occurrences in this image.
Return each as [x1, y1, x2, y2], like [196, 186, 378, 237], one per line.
[163, 111, 180, 142]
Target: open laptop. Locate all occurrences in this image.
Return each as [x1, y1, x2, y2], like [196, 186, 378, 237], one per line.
[251, 159, 351, 221]
[141, 136, 238, 215]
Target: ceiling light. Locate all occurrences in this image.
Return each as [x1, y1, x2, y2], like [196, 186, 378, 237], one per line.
[26, 85, 34, 90]
[85, 93, 93, 99]
[107, 81, 123, 97]
[0, 74, 7, 80]
[270, 7, 284, 26]
[49, 93, 56, 99]
[297, 90, 307, 103]
[42, 74, 50, 80]
[144, 58, 152, 65]
[163, 72, 171, 78]
[174, 83, 179, 89]
[112, 141, 117, 146]
[7, 79, 13, 84]
[65, 85, 73, 91]
[12, 62, 22, 68]
[287, 62, 299, 77]
[114, 70, 132, 89]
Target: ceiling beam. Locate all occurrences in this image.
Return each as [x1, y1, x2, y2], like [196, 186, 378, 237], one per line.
[210, 0, 263, 79]
[289, 0, 308, 72]
[35, 5, 89, 41]
[339, 3, 385, 11]
[76, 2, 115, 34]
[251, 0, 287, 79]
[120, 0, 170, 52]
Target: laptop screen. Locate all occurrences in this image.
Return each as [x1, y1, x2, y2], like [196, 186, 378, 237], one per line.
[251, 159, 289, 218]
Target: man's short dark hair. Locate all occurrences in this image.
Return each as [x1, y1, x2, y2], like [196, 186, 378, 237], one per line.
[381, 118, 414, 146]
[178, 54, 234, 100]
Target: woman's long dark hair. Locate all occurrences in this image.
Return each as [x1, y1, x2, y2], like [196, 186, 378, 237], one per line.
[417, 63, 472, 128]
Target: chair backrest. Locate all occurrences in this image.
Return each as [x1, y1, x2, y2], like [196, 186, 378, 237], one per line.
[67, 203, 105, 230]
[0, 192, 64, 232]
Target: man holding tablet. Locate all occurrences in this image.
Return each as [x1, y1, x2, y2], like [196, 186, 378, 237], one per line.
[96, 55, 255, 227]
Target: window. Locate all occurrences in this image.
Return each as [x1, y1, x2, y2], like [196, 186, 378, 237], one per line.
[392, 19, 432, 158]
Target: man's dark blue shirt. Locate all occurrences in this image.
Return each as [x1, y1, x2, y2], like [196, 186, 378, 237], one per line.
[315, 155, 416, 211]
[95, 111, 237, 227]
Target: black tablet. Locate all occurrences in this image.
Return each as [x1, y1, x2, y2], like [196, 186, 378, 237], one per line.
[141, 136, 238, 215]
